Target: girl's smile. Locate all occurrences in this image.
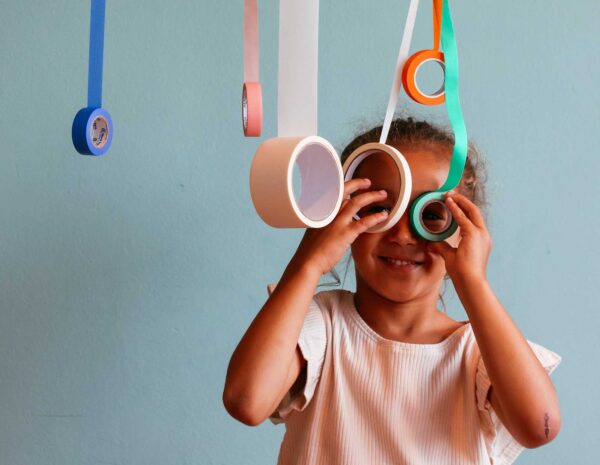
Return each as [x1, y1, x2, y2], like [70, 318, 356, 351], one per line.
[351, 145, 459, 302]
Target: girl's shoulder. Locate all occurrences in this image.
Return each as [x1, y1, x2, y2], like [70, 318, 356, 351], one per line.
[312, 288, 354, 318]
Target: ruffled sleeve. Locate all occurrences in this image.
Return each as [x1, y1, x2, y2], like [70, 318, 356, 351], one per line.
[476, 340, 562, 465]
[268, 293, 327, 425]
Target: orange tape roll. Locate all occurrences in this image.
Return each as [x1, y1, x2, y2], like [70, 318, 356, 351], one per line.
[402, 0, 445, 106]
[402, 49, 445, 105]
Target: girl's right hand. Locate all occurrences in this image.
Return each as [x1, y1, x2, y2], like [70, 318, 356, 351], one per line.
[290, 178, 389, 276]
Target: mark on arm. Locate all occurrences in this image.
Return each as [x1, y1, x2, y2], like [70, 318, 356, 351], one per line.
[544, 412, 550, 439]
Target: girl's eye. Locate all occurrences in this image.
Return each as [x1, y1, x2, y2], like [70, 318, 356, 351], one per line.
[423, 212, 443, 221]
[366, 205, 391, 214]
[358, 205, 391, 217]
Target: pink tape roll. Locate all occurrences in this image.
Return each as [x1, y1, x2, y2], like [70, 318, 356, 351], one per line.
[242, 0, 262, 136]
[242, 82, 262, 137]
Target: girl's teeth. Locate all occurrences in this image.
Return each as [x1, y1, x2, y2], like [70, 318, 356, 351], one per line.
[386, 258, 418, 266]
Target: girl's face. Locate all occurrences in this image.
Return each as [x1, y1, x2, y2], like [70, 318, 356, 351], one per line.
[350, 145, 460, 303]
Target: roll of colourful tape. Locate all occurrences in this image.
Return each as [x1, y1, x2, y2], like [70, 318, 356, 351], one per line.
[72, 0, 112, 156]
[409, 0, 468, 242]
[343, 0, 419, 233]
[250, 136, 343, 228]
[249, 0, 343, 229]
[242, 0, 262, 137]
[402, 0, 445, 105]
[402, 50, 445, 105]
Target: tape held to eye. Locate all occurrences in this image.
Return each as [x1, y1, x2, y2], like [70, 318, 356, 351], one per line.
[343, 143, 412, 233]
[242, 0, 262, 136]
[409, 0, 468, 242]
[249, 0, 344, 228]
[343, 0, 419, 233]
[72, 0, 113, 156]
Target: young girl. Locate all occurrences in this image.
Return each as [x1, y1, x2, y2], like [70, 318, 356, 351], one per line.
[223, 117, 562, 465]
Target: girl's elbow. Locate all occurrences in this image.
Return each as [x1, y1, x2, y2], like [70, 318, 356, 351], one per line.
[520, 409, 562, 448]
[222, 388, 268, 426]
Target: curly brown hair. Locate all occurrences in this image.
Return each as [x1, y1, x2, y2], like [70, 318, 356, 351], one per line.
[330, 116, 489, 312]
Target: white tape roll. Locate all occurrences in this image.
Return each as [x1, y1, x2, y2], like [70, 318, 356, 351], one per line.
[249, 0, 344, 229]
[340, 0, 418, 233]
[343, 143, 412, 233]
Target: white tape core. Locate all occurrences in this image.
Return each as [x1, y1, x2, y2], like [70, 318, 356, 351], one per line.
[91, 115, 109, 148]
[291, 140, 342, 223]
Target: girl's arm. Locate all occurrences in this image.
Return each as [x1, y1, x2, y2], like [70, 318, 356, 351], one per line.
[428, 193, 561, 448]
[223, 180, 389, 426]
[222, 257, 321, 426]
[454, 275, 561, 448]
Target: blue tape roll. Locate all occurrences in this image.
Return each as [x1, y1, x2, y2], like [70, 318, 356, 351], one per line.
[72, 0, 113, 156]
[72, 107, 113, 156]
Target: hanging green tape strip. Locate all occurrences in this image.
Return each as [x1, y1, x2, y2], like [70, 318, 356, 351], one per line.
[437, 0, 467, 193]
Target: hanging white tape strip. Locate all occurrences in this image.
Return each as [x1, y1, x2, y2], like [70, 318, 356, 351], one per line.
[380, 0, 420, 143]
[249, 0, 343, 229]
[341, 0, 420, 233]
[277, 0, 319, 136]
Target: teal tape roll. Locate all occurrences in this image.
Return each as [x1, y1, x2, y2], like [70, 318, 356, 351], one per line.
[410, 0, 467, 242]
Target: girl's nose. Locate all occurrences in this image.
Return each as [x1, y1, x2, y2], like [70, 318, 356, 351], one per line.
[386, 212, 420, 246]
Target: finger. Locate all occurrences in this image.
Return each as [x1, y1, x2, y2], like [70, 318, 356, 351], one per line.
[343, 178, 371, 198]
[348, 210, 389, 236]
[445, 196, 476, 233]
[445, 193, 486, 229]
[427, 240, 454, 259]
[341, 190, 388, 220]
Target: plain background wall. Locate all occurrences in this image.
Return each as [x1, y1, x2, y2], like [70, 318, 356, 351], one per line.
[0, 0, 597, 463]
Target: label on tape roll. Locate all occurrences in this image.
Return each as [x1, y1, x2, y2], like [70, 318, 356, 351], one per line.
[72, 0, 113, 156]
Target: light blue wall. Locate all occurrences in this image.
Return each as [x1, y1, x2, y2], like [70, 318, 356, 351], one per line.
[0, 1, 597, 463]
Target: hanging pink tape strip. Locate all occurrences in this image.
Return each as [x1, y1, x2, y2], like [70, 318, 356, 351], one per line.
[242, 0, 262, 137]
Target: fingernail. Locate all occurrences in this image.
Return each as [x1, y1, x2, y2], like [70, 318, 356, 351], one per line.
[364, 178, 371, 184]
[379, 190, 387, 195]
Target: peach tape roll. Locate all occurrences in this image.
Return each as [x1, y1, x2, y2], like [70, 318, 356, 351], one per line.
[249, 0, 343, 229]
[402, 0, 445, 105]
[242, 0, 262, 136]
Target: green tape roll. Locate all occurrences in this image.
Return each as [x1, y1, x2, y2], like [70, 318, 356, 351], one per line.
[410, 0, 468, 242]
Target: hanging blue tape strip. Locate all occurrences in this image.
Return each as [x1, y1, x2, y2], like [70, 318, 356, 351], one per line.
[72, 0, 113, 156]
[87, 0, 105, 108]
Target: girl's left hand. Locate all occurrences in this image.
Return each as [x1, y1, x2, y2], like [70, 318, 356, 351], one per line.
[426, 192, 492, 283]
